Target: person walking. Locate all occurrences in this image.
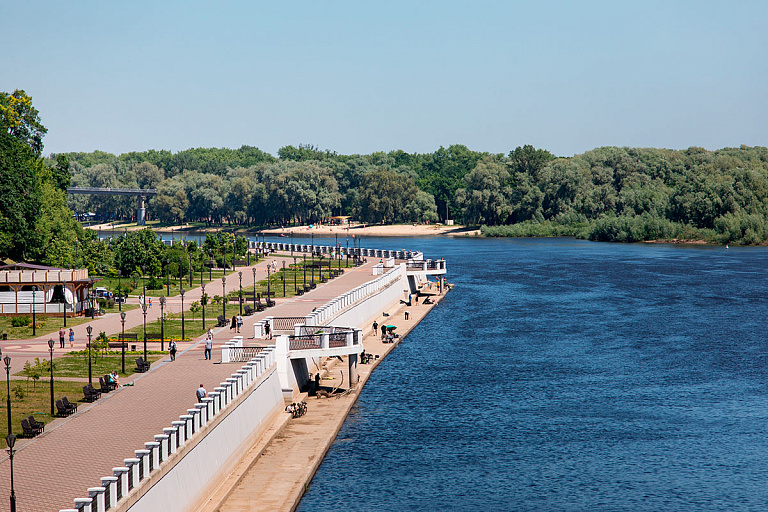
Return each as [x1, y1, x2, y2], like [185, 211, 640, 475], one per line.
[236, 314, 243, 334]
[204, 334, 212, 360]
[169, 339, 177, 361]
[196, 384, 207, 402]
[59, 327, 66, 348]
[264, 320, 271, 339]
[68, 328, 75, 348]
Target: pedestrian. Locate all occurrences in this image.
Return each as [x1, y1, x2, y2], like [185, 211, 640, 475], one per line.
[196, 384, 207, 402]
[204, 334, 212, 360]
[69, 328, 74, 348]
[236, 314, 243, 333]
[149, 297, 152, 308]
[264, 320, 271, 339]
[405, 310, 410, 320]
[59, 327, 66, 348]
[372, 321, 378, 334]
[314, 373, 321, 394]
[169, 339, 177, 361]
[230, 315, 237, 330]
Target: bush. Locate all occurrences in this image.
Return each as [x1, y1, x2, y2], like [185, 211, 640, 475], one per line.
[146, 276, 164, 290]
[11, 316, 30, 328]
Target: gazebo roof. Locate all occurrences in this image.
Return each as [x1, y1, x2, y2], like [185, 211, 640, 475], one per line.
[0, 263, 61, 271]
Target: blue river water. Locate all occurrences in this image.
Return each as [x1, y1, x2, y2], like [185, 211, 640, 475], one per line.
[293, 236, 768, 512]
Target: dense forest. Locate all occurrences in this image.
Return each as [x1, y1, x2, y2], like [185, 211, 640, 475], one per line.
[59, 143, 768, 245]
[4, 89, 768, 272]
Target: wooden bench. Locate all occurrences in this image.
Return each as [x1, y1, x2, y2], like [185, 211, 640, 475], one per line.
[109, 333, 137, 348]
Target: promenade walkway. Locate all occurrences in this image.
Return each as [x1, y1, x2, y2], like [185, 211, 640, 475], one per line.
[0, 257, 378, 511]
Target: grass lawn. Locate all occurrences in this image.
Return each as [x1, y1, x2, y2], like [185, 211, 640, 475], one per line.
[93, 266, 246, 298]
[13, 352, 165, 379]
[0, 380, 90, 433]
[0, 304, 140, 341]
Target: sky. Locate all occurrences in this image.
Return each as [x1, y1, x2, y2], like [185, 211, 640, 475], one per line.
[2, 0, 766, 158]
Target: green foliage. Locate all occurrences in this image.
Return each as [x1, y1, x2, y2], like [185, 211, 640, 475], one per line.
[13, 384, 24, 401]
[10, 316, 30, 328]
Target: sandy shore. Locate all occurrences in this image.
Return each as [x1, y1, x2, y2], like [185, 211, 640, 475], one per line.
[88, 222, 480, 238]
[261, 223, 480, 238]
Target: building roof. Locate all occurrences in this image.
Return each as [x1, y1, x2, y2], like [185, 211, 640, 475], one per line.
[0, 263, 62, 271]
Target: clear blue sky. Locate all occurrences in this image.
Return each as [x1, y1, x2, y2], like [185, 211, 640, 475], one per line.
[2, 0, 766, 158]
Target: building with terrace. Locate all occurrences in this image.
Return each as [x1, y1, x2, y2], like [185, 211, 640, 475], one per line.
[0, 263, 98, 315]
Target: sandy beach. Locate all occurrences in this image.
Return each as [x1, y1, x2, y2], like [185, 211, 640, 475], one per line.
[260, 223, 480, 238]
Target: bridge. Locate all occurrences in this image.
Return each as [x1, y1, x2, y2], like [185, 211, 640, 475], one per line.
[66, 187, 158, 225]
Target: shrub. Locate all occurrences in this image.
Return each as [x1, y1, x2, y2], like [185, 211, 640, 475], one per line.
[11, 316, 30, 328]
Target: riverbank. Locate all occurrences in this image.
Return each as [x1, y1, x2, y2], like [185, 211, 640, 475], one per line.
[197, 286, 449, 512]
[87, 221, 481, 238]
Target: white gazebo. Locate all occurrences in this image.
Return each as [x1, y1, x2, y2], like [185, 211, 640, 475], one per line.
[0, 263, 98, 315]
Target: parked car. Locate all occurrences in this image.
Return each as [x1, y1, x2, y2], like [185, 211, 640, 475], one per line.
[94, 287, 109, 298]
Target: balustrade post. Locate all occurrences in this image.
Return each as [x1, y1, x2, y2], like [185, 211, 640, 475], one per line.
[180, 414, 194, 439]
[215, 386, 228, 406]
[172, 420, 186, 445]
[163, 427, 178, 453]
[195, 403, 208, 426]
[145, 441, 161, 469]
[101, 477, 118, 508]
[74, 497, 93, 512]
[87, 486, 105, 512]
[155, 434, 169, 461]
[113, 467, 129, 500]
[209, 391, 221, 414]
[187, 408, 201, 433]
[124, 458, 140, 489]
[135, 449, 150, 478]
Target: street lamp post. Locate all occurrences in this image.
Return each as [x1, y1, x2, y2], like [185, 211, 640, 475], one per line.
[159, 297, 166, 351]
[4, 353, 12, 437]
[293, 257, 297, 292]
[6, 433, 17, 512]
[118, 271, 122, 312]
[63, 277, 67, 327]
[200, 286, 205, 331]
[346, 237, 349, 267]
[120, 312, 126, 374]
[238, 271, 243, 316]
[251, 267, 257, 310]
[303, 253, 307, 288]
[166, 258, 170, 295]
[267, 265, 271, 301]
[180, 288, 185, 342]
[282, 261, 286, 297]
[221, 277, 226, 318]
[31, 285, 36, 336]
[142, 304, 148, 361]
[86, 325, 93, 385]
[47, 339, 54, 415]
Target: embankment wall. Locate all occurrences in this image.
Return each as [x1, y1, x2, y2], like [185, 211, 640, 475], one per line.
[124, 368, 283, 512]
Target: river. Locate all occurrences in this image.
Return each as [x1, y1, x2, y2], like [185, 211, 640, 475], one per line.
[294, 237, 768, 511]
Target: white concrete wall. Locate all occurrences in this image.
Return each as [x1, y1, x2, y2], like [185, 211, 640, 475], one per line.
[328, 268, 407, 332]
[126, 368, 283, 512]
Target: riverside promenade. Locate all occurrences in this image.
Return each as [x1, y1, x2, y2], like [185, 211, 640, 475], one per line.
[203, 283, 446, 512]
[0, 256, 381, 511]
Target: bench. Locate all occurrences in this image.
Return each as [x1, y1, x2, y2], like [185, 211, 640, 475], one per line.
[82, 385, 100, 402]
[109, 333, 137, 348]
[146, 333, 162, 341]
[56, 400, 75, 417]
[135, 357, 150, 373]
[21, 419, 42, 438]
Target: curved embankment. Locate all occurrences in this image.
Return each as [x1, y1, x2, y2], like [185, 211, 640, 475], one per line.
[196, 287, 449, 512]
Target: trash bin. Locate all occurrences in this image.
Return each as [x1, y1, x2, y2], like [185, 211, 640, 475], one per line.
[1, 333, 6, 340]
[131, 345, 137, 351]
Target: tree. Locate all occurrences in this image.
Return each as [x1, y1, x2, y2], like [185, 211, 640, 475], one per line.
[0, 131, 42, 260]
[455, 158, 514, 225]
[0, 89, 48, 156]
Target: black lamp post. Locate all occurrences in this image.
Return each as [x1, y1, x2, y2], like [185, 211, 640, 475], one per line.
[31, 285, 37, 336]
[166, 257, 170, 295]
[238, 271, 243, 315]
[200, 256, 204, 287]
[282, 261, 286, 297]
[251, 267, 257, 310]
[86, 325, 93, 385]
[303, 253, 307, 287]
[118, 271, 122, 312]
[346, 237, 349, 267]
[221, 276, 227, 317]
[120, 312, 126, 374]
[291, 231, 294, 258]
[4, 353, 12, 437]
[208, 249, 213, 280]
[267, 265, 271, 301]
[293, 257, 297, 292]
[6, 433, 17, 512]
[200, 287, 206, 331]
[180, 288, 185, 342]
[62, 277, 67, 327]
[159, 296, 166, 351]
[142, 304, 148, 361]
[47, 339, 54, 415]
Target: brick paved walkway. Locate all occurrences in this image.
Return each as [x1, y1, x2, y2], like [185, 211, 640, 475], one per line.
[0, 258, 379, 512]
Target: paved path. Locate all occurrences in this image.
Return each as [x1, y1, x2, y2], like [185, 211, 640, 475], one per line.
[0, 258, 379, 512]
